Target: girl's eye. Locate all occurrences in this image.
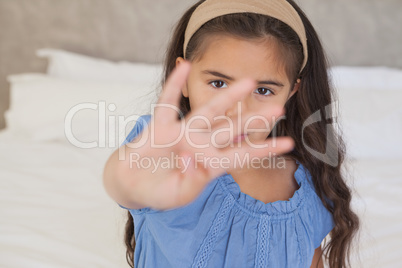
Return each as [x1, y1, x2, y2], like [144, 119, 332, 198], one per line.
[210, 80, 228, 89]
[209, 81, 273, 96]
[254, 87, 274, 96]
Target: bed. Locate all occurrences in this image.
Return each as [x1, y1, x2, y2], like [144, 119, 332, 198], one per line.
[0, 50, 162, 267]
[0, 1, 401, 267]
[0, 48, 401, 267]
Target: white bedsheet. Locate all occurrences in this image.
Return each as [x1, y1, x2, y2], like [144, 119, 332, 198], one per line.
[0, 130, 401, 267]
[0, 131, 128, 268]
[345, 158, 402, 267]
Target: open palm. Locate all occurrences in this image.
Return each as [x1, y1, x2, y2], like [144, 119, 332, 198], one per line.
[119, 61, 294, 211]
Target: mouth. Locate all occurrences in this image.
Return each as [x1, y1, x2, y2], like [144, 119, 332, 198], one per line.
[232, 133, 248, 143]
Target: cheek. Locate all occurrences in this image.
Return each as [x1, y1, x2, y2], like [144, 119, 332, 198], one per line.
[248, 93, 289, 110]
[243, 102, 285, 139]
[246, 98, 284, 123]
[244, 116, 274, 136]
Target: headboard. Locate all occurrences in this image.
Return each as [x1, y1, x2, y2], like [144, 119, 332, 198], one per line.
[1, 0, 401, 130]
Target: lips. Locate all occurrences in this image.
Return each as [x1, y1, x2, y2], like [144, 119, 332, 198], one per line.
[232, 133, 248, 143]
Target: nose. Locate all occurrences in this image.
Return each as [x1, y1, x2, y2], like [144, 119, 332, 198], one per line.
[225, 99, 248, 118]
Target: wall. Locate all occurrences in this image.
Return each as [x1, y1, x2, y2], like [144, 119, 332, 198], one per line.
[0, 0, 401, 130]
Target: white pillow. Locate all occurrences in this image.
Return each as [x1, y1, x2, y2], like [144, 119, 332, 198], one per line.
[329, 66, 402, 159]
[5, 74, 159, 147]
[338, 89, 402, 159]
[330, 66, 402, 91]
[37, 48, 164, 86]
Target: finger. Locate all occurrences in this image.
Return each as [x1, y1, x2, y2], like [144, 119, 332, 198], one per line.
[155, 61, 191, 122]
[179, 105, 287, 161]
[212, 136, 295, 171]
[178, 135, 293, 180]
[209, 106, 286, 148]
[186, 78, 256, 128]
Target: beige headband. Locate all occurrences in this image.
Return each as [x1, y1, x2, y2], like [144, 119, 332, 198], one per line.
[184, 0, 308, 73]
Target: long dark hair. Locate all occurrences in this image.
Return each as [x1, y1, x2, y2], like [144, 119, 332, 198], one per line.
[125, 1, 360, 267]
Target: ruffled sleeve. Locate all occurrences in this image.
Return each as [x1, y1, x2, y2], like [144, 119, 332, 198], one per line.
[118, 114, 152, 214]
[311, 198, 334, 249]
[298, 165, 335, 249]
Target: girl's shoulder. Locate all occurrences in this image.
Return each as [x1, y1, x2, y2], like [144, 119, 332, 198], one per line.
[295, 162, 335, 248]
[120, 114, 152, 147]
[240, 160, 334, 249]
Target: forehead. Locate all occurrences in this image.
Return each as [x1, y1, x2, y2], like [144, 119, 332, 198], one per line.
[193, 35, 289, 82]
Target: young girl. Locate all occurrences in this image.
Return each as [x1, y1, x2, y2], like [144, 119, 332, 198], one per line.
[103, 0, 359, 267]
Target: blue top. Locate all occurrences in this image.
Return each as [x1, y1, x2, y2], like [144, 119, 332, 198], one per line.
[119, 114, 334, 268]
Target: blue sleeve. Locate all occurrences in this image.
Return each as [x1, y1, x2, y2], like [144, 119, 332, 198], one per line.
[118, 114, 153, 214]
[299, 164, 335, 249]
[120, 114, 152, 147]
[313, 204, 335, 249]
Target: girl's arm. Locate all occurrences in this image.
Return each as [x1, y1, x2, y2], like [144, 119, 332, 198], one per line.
[310, 246, 324, 268]
[103, 146, 148, 210]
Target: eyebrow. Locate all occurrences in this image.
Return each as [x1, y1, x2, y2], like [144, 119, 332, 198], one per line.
[202, 70, 284, 88]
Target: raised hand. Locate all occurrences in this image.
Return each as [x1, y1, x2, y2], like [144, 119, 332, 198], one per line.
[104, 61, 294, 211]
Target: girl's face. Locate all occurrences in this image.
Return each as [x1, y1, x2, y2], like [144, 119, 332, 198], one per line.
[176, 35, 299, 144]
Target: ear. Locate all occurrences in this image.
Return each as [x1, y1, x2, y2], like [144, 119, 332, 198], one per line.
[175, 57, 189, 97]
[287, 79, 300, 101]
